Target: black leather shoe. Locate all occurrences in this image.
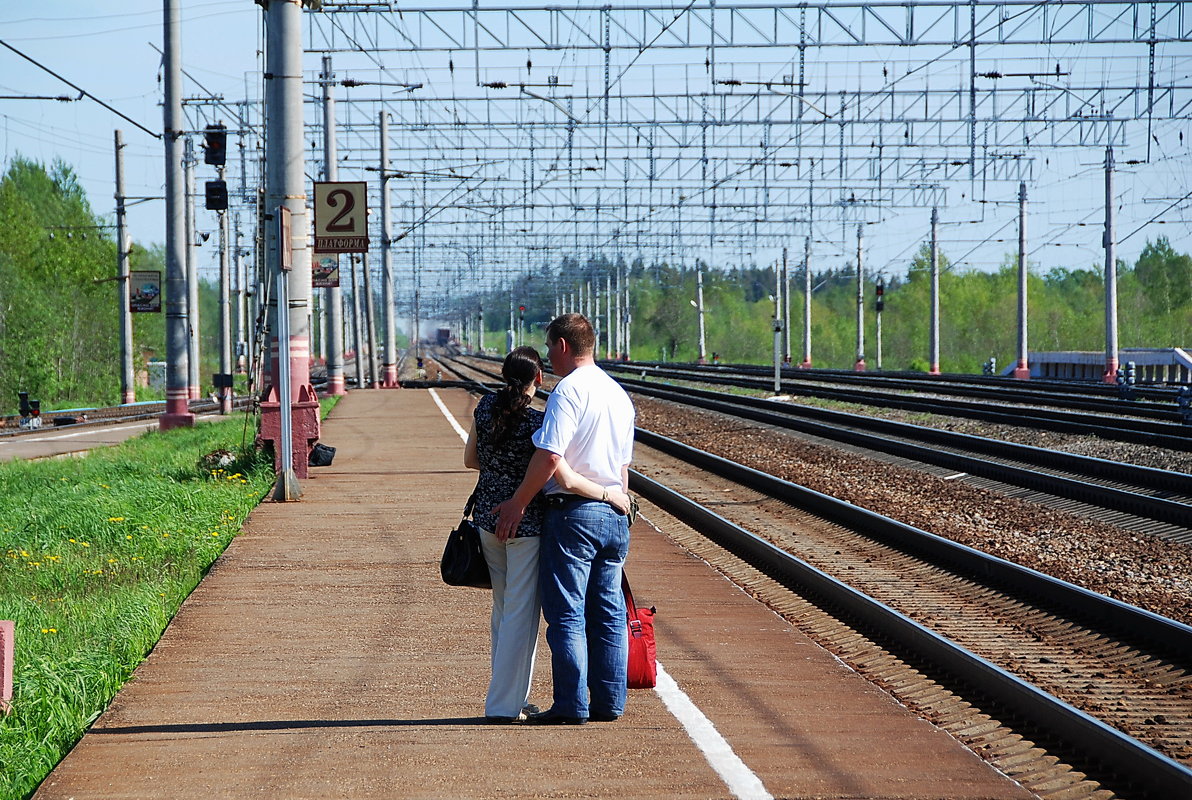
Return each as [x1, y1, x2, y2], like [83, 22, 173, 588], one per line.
[524, 708, 588, 725]
[485, 715, 518, 724]
[589, 711, 620, 722]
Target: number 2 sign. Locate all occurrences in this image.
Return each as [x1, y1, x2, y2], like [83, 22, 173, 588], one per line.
[313, 181, 369, 253]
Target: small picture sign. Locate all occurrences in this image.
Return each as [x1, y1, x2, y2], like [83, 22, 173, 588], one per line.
[129, 270, 162, 313]
[313, 255, 340, 288]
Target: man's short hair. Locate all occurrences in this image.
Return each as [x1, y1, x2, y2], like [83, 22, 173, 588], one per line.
[547, 313, 595, 357]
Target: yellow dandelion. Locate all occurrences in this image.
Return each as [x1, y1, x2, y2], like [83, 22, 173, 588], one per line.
[126, 535, 133, 540]
[80, 542, 90, 547]
[162, 533, 170, 538]
[108, 516, 125, 522]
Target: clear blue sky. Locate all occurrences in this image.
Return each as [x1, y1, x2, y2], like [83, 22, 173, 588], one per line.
[2, 3, 1190, 286]
[1, 1, 260, 274]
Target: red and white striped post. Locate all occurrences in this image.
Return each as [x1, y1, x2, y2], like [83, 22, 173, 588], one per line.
[1, 620, 13, 714]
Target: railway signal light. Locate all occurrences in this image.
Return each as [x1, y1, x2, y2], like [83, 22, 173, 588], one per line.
[875, 278, 885, 312]
[1177, 386, 1192, 424]
[1115, 361, 1137, 401]
[203, 124, 227, 165]
[205, 180, 228, 211]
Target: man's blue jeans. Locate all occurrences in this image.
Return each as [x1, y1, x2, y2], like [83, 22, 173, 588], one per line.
[541, 499, 630, 718]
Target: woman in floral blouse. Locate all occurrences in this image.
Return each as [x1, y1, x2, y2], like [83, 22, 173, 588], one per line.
[464, 346, 630, 722]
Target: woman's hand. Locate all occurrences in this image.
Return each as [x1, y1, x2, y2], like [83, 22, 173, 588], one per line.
[605, 488, 632, 515]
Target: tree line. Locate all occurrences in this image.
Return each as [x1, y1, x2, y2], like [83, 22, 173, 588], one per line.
[474, 240, 1191, 372]
[3, 156, 1189, 415]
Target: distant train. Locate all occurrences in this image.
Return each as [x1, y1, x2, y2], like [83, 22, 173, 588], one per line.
[435, 327, 451, 346]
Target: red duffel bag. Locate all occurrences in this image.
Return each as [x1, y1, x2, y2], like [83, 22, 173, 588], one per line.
[623, 573, 657, 689]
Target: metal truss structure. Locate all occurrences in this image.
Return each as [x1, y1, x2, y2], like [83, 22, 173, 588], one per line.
[180, 2, 1192, 327]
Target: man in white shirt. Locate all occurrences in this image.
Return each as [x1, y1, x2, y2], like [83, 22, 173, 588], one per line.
[494, 313, 635, 725]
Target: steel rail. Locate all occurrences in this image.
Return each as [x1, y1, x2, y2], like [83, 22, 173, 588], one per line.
[614, 359, 1182, 412]
[0, 397, 255, 439]
[606, 364, 1192, 450]
[618, 378, 1192, 530]
[626, 448, 1192, 798]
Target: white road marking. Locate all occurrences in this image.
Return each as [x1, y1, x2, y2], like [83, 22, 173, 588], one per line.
[430, 388, 774, 800]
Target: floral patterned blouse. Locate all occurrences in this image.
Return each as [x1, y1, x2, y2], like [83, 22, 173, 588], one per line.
[470, 392, 545, 538]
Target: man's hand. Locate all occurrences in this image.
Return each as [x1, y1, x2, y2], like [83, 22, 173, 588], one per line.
[492, 498, 526, 542]
[605, 488, 632, 515]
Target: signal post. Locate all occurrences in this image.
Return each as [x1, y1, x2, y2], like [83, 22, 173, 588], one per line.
[259, 0, 318, 498]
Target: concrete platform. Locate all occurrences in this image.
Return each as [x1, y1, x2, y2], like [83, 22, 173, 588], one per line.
[34, 388, 1032, 799]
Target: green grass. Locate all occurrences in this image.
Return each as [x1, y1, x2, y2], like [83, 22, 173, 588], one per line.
[0, 416, 278, 799]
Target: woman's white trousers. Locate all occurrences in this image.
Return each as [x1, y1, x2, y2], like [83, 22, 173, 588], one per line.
[479, 529, 541, 718]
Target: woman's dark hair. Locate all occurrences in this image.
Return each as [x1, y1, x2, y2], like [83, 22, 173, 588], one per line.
[490, 346, 543, 443]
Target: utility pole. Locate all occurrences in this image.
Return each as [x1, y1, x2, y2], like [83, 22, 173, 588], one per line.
[930, 207, 941, 375]
[262, 0, 317, 498]
[160, 0, 193, 430]
[1014, 184, 1031, 379]
[349, 255, 365, 387]
[321, 55, 346, 395]
[605, 273, 613, 359]
[854, 224, 866, 371]
[115, 130, 135, 405]
[218, 163, 231, 413]
[1102, 147, 1119, 383]
[800, 235, 812, 369]
[772, 261, 782, 393]
[782, 246, 791, 364]
[362, 252, 379, 387]
[184, 136, 200, 400]
[233, 213, 245, 373]
[379, 111, 398, 386]
[875, 276, 884, 371]
[694, 260, 707, 363]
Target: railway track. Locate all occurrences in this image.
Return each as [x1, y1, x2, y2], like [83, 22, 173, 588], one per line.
[601, 361, 1192, 450]
[437, 352, 1192, 798]
[442, 354, 1192, 543]
[0, 396, 255, 438]
[618, 359, 1185, 415]
[630, 447, 1192, 800]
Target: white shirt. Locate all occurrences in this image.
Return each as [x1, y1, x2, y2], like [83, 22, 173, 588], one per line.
[533, 363, 635, 494]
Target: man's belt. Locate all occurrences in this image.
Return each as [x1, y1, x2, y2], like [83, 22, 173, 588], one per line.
[543, 493, 588, 507]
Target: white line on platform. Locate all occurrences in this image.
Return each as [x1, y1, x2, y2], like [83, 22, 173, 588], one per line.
[428, 389, 470, 441]
[430, 388, 774, 800]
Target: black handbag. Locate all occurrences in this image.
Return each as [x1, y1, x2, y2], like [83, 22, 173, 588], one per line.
[440, 490, 491, 589]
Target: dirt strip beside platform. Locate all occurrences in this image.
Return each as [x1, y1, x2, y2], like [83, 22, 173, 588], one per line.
[35, 388, 1031, 799]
